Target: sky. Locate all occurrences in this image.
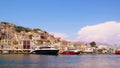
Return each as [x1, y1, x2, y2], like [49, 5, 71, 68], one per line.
[0, 0, 120, 46]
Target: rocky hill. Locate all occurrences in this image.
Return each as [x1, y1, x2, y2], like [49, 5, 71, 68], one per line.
[0, 22, 61, 49]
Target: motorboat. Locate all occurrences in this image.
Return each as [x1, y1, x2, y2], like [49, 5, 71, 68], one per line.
[60, 48, 80, 55]
[115, 49, 120, 54]
[31, 45, 59, 55]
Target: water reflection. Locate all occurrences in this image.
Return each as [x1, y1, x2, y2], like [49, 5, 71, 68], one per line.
[0, 54, 120, 68]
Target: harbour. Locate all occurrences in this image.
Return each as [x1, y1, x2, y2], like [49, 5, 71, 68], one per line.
[0, 0, 120, 68]
[0, 22, 118, 55]
[0, 54, 120, 68]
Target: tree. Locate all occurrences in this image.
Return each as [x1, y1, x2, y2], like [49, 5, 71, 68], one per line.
[14, 25, 31, 32]
[33, 28, 42, 32]
[29, 34, 33, 39]
[0, 22, 9, 24]
[90, 41, 97, 47]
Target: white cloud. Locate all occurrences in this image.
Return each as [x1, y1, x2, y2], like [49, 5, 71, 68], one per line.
[49, 32, 69, 40]
[76, 21, 120, 45]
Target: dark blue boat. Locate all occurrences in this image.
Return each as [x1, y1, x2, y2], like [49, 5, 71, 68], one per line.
[31, 46, 59, 55]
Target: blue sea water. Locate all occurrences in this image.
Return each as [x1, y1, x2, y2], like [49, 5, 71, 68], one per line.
[0, 54, 120, 68]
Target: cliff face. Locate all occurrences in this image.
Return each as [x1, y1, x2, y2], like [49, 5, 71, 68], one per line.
[0, 22, 61, 49]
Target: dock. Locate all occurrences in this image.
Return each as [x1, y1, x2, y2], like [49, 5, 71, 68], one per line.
[0, 49, 31, 54]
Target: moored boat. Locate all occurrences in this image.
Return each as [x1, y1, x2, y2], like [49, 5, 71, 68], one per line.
[2, 50, 10, 54]
[115, 49, 120, 54]
[60, 48, 81, 55]
[31, 45, 59, 55]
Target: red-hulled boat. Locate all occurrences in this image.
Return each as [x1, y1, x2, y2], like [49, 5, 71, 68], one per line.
[115, 49, 120, 54]
[60, 49, 81, 55]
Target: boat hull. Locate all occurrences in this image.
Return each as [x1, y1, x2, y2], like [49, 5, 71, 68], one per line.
[115, 50, 120, 54]
[32, 50, 59, 55]
[60, 51, 80, 55]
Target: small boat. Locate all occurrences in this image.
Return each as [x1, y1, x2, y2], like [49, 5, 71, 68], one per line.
[2, 50, 10, 54]
[115, 49, 120, 54]
[60, 48, 81, 55]
[31, 45, 59, 55]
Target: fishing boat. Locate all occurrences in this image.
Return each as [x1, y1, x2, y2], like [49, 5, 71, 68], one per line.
[60, 48, 81, 55]
[31, 45, 59, 55]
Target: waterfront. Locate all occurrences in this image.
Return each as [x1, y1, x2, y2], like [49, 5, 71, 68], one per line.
[0, 54, 120, 68]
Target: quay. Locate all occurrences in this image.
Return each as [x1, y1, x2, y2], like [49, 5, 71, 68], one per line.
[0, 49, 31, 54]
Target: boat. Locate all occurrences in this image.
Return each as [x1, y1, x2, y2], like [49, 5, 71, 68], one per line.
[83, 48, 94, 54]
[2, 50, 10, 54]
[115, 49, 120, 54]
[31, 45, 59, 55]
[60, 48, 81, 55]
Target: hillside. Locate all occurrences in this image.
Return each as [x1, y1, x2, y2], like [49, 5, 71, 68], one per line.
[0, 22, 61, 49]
